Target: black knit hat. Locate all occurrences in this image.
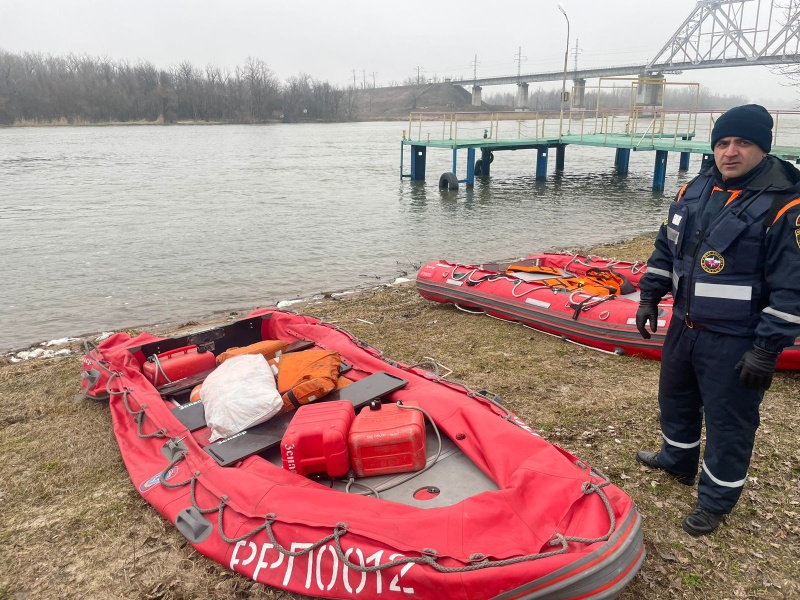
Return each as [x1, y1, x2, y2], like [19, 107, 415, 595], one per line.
[711, 104, 773, 153]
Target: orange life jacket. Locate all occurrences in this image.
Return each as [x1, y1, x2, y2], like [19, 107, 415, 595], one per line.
[269, 350, 342, 413]
[506, 264, 634, 297]
[215, 339, 288, 366]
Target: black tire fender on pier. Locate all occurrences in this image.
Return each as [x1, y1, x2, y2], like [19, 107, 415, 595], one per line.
[439, 172, 459, 190]
[475, 159, 483, 176]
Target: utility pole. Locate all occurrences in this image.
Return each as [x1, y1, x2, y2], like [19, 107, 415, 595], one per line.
[571, 38, 581, 72]
[416, 65, 423, 84]
[352, 69, 357, 88]
[362, 69, 366, 89]
[471, 54, 480, 84]
[371, 71, 378, 88]
[515, 46, 527, 78]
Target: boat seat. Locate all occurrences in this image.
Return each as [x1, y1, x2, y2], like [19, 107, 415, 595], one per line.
[202, 371, 409, 466]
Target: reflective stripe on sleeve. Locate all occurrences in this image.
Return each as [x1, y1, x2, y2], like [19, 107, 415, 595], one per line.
[666, 227, 680, 244]
[647, 266, 672, 279]
[763, 306, 800, 324]
[662, 433, 701, 449]
[702, 461, 746, 488]
[695, 282, 752, 301]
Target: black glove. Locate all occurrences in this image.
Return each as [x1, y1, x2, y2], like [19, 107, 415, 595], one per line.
[635, 295, 660, 339]
[736, 345, 779, 391]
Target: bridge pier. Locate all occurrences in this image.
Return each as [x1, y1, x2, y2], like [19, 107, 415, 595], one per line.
[572, 79, 586, 108]
[471, 85, 482, 107]
[636, 74, 665, 107]
[679, 151, 691, 171]
[516, 83, 529, 109]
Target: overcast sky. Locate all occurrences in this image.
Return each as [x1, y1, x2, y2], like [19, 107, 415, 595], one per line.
[2, 0, 798, 106]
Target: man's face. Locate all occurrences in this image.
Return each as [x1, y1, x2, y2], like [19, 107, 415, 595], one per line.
[713, 137, 766, 180]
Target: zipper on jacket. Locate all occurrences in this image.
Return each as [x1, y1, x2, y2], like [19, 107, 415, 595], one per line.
[684, 230, 707, 322]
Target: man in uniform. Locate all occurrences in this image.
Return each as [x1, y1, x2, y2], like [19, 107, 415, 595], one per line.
[634, 104, 800, 536]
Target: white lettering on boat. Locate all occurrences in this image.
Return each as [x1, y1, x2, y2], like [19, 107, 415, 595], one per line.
[230, 540, 416, 595]
[511, 415, 541, 437]
[284, 443, 297, 473]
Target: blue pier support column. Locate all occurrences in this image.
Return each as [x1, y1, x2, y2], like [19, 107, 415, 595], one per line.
[555, 144, 566, 172]
[410, 145, 426, 181]
[466, 148, 475, 187]
[536, 147, 549, 180]
[452, 148, 458, 174]
[615, 148, 631, 175]
[653, 150, 668, 191]
[679, 151, 691, 171]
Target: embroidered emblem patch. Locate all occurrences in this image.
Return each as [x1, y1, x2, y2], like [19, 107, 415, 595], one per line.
[700, 250, 725, 274]
[795, 214, 800, 227]
[795, 228, 800, 250]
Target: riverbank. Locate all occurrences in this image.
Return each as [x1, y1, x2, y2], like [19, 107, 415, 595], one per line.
[1, 235, 798, 599]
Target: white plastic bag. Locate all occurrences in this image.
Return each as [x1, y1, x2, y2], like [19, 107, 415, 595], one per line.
[201, 354, 282, 442]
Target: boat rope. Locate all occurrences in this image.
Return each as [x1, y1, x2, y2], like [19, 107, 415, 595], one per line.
[107, 371, 167, 439]
[453, 302, 484, 314]
[194, 466, 614, 573]
[82, 340, 115, 399]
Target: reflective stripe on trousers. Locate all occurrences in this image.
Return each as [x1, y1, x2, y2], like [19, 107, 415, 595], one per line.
[656, 318, 764, 514]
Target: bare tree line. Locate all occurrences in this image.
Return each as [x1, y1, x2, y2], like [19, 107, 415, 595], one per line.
[0, 50, 359, 125]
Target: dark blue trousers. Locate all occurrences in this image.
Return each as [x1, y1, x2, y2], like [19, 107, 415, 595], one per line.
[656, 318, 764, 514]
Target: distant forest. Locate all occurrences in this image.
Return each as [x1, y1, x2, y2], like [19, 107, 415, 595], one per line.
[0, 51, 355, 125]
[0, 49, 755, 126]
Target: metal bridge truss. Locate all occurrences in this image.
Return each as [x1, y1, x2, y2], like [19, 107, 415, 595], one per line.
[451, 0, 800, 87]
[646, 0, 800, 71]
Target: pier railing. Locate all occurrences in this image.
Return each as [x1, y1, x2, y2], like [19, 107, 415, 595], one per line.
[405, 109, 800, 151]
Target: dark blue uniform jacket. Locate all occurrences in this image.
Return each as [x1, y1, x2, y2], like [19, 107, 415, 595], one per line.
[639, 155, 800, 353]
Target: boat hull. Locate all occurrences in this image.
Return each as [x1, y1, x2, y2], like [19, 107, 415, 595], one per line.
[416, 253, 800, 370]
[89, 308, 646, 599]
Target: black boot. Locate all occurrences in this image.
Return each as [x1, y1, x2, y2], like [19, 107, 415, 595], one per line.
[682, 507, 724, 536]
[635, 451, 696, 486]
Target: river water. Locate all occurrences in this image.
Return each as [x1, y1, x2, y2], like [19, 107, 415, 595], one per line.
[0, 121, 690, 352]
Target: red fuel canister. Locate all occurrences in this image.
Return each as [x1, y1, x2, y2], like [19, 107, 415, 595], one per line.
[280, 401, 355, 477]
[348, 401, 427, 478]
[142, 345, 216, 387]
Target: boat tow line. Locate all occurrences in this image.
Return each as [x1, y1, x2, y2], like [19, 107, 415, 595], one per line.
[148, 443, 619, 574]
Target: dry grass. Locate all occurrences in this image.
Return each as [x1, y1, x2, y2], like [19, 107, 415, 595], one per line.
[1, 235, 798, 599]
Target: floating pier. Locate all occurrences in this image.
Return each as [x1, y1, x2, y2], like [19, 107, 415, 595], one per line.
[400, 109, 800, 191]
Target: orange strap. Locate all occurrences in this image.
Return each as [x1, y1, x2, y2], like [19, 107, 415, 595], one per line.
[505, 264, 562, 276]
[772, 197, 800, 226]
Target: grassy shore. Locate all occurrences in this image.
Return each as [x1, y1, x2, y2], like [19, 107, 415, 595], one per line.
[1, 235, 798, 600]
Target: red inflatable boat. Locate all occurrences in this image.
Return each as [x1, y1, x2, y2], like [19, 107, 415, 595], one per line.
[83, 308, 645, 599]
[416, 253, 800, 370]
